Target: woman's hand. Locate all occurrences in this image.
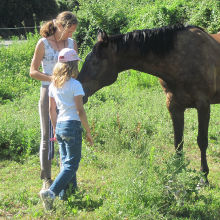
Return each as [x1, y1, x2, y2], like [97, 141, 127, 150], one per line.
[49, 127, 57, 142]
[49, 75, 53, 82]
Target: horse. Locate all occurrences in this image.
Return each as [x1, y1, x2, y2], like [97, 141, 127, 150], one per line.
[77, 24, 220, 182]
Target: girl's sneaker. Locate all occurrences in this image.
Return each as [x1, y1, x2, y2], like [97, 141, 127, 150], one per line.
[39, 189, 55, 210]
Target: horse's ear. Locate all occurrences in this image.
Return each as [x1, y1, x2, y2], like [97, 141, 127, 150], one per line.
[97, 29, 108, 44]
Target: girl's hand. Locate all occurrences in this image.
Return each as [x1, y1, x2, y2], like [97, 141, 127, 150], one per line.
[86, 132, 93, 146]
[50, 137, 57, 142]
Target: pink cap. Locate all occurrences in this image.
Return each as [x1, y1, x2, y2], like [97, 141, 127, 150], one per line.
[58, 48, 81, 63]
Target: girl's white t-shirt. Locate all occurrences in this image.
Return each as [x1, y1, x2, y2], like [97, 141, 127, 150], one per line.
[49, 78, 85, 122]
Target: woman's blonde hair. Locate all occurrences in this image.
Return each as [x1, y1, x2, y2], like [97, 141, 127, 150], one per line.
[52, 61, 79, 88]
[40, 11, 78, 38]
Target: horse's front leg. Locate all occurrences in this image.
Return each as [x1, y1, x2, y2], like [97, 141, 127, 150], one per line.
[196, 101, 210, 182]
[166, 94, 185, 153]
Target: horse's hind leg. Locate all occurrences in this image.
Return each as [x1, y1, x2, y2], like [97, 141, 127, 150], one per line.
[196, 101, 210, 182]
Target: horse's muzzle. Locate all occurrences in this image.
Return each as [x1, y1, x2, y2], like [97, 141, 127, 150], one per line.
[83, 95, 88, 104]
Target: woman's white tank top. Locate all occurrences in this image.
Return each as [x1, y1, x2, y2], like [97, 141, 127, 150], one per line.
[41, 38, 74, 86]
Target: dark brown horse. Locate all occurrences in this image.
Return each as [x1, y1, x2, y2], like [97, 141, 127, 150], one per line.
[78, 24, 220, 182]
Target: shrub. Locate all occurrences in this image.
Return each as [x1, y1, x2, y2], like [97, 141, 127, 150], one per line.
[187, 0, 220, 33]
[74, 0, 220, 54]
[75, 0, 129, 52]
[126, 0, 220, 32]
[0, 32, 40, 104]
[0, 89, 40, 161]
[56, 0, 79, 12]
[0, 0, 58, 38]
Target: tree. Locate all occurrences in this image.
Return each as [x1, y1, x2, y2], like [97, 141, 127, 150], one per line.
[0, 0, 58, 38]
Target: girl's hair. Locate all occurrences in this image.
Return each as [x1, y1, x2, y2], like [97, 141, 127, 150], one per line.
[52, 61, 79, 88]
[40, 11, 78, 38]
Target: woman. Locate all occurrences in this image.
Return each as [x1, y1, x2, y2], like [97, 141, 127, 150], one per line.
[30, 11, 78, 190]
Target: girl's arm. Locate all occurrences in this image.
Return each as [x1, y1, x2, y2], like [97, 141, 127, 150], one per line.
[49, 96, 57, 135]
[74, 95, 93, 145]
[30, 40, 52, 82]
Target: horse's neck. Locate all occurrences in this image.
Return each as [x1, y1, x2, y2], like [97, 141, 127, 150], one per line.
[114, 48, 173, 82]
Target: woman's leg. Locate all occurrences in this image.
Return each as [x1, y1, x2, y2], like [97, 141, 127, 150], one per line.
[39, 86, 52, 186]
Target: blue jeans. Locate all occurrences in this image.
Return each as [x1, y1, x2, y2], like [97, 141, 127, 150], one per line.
[49, 120, 82, 199]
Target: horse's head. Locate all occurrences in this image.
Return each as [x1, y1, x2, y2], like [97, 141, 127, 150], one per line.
[78, 30, 119, 103]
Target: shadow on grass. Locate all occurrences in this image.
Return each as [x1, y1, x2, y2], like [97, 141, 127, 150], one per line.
[64, 189, 103, 212]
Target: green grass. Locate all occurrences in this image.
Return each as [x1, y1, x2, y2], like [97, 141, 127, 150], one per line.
[0, 87, 40, 160]
[0, 75, 219, 219]
[0, 146, 219, 219]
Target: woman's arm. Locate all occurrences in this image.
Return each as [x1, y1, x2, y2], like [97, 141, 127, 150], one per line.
[30, 40, 52, 82]
[74, 95, 93, 145]
[74, 41, 78, 53]
[49, 96, 57, 135]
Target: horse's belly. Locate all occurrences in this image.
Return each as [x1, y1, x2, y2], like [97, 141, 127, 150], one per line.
[211, 92, 220, 104]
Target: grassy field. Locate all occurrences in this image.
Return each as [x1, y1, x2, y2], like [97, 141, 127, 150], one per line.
[0, 72, 219, 219]
[1, 0, 220, 215]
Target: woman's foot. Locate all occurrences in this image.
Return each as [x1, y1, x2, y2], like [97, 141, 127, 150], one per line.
[42, 178, 53, 190]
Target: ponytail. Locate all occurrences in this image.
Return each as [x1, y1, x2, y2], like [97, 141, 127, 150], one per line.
[40, 20, 57, 38]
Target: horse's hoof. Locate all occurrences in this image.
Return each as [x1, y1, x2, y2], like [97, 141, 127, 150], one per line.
[196, 177, 209, 190]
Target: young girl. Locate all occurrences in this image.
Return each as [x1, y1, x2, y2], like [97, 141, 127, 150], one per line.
[40, 48, 93, 210]
[30, 11, 79, 190]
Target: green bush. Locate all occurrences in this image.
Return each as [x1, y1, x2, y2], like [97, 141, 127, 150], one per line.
[126, 0, 220, 32]
[187, 0, 220, 33]
[0, 32, 40, 104]
[0, 89, 40, 160]
[76, 0, 129, 52]
[0, 0, 58, 38]
[56, 0, 79, 12]
[74, 0, 220, 53]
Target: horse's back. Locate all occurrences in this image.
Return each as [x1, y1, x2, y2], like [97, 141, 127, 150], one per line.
[186, 27, 220, 64]
[196, 30, 220, 104]
[174, 27, 220, 103]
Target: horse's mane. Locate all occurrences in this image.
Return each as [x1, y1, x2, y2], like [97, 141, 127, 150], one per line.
[104, 24, 204, 57]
